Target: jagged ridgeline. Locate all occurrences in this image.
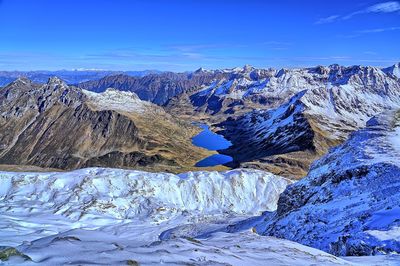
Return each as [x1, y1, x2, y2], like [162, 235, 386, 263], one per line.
[0, 63, 399, 177]
[167, 63, 400, 177]
[77, 63, 400, 178]
[0, 77, 212, 172]
[77, 70, 230, 105]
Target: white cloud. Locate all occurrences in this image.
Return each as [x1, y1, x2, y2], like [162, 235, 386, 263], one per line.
[367, 1, 400, 12]
[344, 1, 400, 19]
[339, 26, 400, 38]
[315, 15, 340, 24]
[358, 26, 400, 33]
[316, 1, 400, 23]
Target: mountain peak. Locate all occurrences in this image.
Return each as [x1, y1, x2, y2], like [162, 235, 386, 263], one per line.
[194, 67, 207, 73]
[328, 64, 341, 70]
[243, 64, 255, 72]
[275, 68, 287, 78]
[13, 76, 31, 85]
[47, 76, 67, 86]
[382, 62, 400, 79]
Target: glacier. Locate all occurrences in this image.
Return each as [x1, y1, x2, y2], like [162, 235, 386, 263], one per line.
[0, 167, 399, 264]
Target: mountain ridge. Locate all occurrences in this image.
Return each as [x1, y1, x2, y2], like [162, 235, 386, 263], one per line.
[0, 77, 214, 172]
[194, 63, 400, 177]
[1, 62, 399, 177]
[257, 110, 400, 256]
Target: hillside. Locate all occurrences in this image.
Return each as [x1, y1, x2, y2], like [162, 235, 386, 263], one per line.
[78, 70, 229, 105]
[256, 111, 400, 256]
[0, 77, 213, 172]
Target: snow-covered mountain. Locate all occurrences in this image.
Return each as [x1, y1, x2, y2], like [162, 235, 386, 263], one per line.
[255, 111, 400, 256]
[83, 88, 156, 113]
[1, 64, 399, 177]
[168, 63, 400, 117]
[78, 71, 230, 105]
[212, 64, 400, 177]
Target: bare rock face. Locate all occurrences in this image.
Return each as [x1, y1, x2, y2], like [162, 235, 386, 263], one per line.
[0, 77, 204, 171]
[257, 111, 400, 256]
[218, 91, 316, 171]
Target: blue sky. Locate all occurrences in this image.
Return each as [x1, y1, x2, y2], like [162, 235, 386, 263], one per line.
[0, 0, 399, 71]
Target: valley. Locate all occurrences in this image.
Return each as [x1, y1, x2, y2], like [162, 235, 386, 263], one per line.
[1, 110, 400, 265]
[0, 63, 399, 265]
[1, 63, 399, 178]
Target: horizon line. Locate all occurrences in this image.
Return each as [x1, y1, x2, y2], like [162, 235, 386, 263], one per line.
[1, 61, 399, 73]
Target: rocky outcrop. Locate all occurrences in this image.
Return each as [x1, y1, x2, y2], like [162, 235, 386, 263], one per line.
[257, 111, 400, 256]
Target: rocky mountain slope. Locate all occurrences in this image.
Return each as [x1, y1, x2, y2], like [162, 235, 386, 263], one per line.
[0, 77, 212, 172]
[0, 167, 379, 265]
[170, 63, 400, 178]
[78, 70, 230, 105]
[255, 111, 400, 256]
[166, 65, 313, 120]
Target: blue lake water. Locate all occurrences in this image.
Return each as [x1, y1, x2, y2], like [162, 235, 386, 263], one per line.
[192, 123, 233, 167]
[195, 154, 233, 167]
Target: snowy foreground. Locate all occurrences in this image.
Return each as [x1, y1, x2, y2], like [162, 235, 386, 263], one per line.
[0, 168, 398, 265]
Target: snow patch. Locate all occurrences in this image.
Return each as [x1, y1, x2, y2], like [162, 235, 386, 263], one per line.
[83, 88, 155, 113]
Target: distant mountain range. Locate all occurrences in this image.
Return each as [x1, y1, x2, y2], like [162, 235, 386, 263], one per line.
[0, 69, 161, 86]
